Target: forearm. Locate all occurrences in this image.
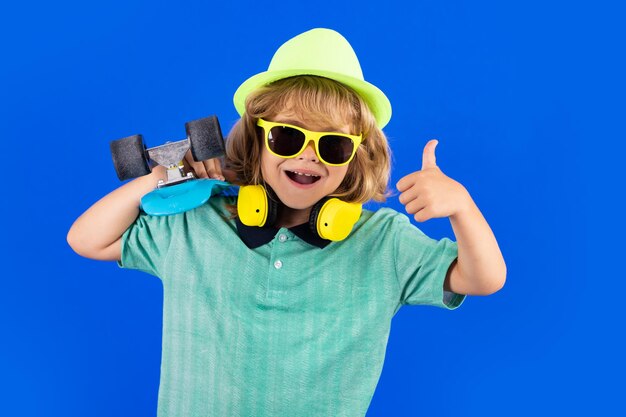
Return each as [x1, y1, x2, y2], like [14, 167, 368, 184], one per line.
[447, 193, 507, 295]
[67, 167, 165, 260]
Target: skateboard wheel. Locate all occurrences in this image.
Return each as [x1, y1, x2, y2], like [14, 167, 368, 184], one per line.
[110, 134, 151, 180]
[186, 115, 225, 162]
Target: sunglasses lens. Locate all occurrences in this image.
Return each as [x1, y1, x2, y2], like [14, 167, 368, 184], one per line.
[268, 126, 306, 157]
[319, 135, 355, 165]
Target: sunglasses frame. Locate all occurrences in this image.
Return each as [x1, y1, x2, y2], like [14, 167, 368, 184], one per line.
[257, 118, 363, 167]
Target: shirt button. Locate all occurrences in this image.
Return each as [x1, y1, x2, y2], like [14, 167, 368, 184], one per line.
[274, 260, 283, 269]
[278, 234, 288, 242]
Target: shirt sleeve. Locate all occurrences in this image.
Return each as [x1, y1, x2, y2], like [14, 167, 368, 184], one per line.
[117, 213, 177, 278]
[392, 213, 465, 309]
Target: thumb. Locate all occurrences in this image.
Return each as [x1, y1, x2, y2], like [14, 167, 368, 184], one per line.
[421, 139, 438, 170]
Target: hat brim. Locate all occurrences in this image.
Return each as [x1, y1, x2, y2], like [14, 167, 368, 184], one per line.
[233, 69, 392, 129]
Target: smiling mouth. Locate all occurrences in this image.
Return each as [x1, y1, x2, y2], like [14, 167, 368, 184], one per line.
[286, 170, 321, 185]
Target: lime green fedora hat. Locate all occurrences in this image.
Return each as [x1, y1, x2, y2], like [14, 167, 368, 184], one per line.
[233, 28, 392, 129]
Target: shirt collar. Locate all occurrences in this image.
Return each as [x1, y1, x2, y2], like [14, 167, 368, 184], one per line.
[235, 218, 330, 249]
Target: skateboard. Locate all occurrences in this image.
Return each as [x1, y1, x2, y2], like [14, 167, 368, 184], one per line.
[110, 115, 235, 215]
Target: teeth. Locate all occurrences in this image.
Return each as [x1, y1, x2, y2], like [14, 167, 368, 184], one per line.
[293, 171, 319, 177]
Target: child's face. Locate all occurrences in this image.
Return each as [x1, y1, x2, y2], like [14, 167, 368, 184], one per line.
[260, 112, 351, 211]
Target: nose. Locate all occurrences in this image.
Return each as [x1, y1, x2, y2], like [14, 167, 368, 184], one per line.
[297, 141, 319, 163]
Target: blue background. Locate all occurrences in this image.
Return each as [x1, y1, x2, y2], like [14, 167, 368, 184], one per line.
[1, 0, 623, 416]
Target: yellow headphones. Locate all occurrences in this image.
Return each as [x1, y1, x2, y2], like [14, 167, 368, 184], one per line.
[237, 185, 362, 242]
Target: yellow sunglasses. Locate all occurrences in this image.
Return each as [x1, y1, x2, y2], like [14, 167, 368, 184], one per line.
[257, 118, 363, 166]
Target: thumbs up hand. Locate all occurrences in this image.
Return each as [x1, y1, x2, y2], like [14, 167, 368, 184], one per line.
[396, 140, 471, 223]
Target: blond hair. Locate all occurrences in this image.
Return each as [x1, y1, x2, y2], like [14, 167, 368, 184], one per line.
[225, 76, 391, 203]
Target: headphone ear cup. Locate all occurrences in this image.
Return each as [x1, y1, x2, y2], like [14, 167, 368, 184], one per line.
[238, 185, 269, 227]
[310, 198, 362, 241]
[237, 185, 278, 227]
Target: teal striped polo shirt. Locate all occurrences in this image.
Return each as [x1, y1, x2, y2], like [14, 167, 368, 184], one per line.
[119, 197, 464, 417]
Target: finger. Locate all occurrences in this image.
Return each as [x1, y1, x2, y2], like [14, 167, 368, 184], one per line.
[413, 207, 432, 223]
[195, 163, 209, 178]
[187, 160, 209, 178]
[202, 158, 224, 180]
[202, 158, 223, 180]
[183, 151, 201, 178]
[398, 191, 410, 206]
[182, 157, 192, 174]
[398, 186, 421, 206]
[404, 198, 427, 215]
[184, 149, 194, 168]
[421, 139, 438, 170]
[396, 172, 419, 192]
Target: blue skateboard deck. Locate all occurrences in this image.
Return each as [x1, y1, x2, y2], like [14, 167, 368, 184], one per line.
[140, 179, 237, 216]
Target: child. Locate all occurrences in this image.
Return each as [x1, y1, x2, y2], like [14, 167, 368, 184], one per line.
[68, 28, 506, 417]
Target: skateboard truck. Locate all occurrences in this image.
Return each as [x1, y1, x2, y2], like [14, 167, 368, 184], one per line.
[147, 139, 195, 188]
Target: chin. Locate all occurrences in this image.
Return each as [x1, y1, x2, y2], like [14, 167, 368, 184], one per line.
[274, 194, 318, 210]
